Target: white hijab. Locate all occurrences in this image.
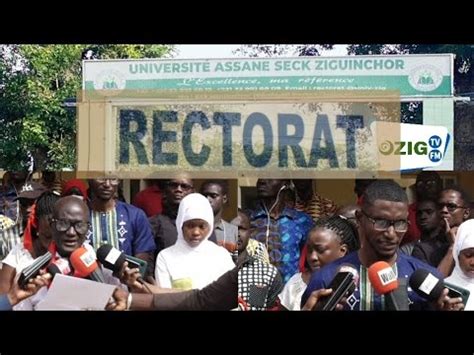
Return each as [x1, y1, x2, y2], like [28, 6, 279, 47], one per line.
[175, 193, 214, 252]
[155, 193, 235, 289]
[445, 219, 474, 310]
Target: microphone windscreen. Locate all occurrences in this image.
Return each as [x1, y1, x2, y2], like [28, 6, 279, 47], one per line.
[69, 246, 99, 278]
[408, 269, 444, 302]
[368, 261, 398, 295]
[96, 244, 126, 273]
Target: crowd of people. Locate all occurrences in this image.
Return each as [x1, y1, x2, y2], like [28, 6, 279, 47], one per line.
[0, 170, 473, 311]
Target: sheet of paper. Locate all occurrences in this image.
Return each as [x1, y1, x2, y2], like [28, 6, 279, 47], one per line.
[36, 274, 116, 310]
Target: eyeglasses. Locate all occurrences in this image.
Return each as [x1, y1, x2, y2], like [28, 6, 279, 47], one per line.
[51, 218, 90, 234]
[95, 178, 120, 185]
[438, 202, 467, 212]
[168, 182, 193, 191]
[361, 210, 409, 232]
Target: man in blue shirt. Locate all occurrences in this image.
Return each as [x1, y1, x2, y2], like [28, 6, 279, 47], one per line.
[87, 178, 156, 280]
[302, 180, 462, 311]
[250, 179, 314, 284]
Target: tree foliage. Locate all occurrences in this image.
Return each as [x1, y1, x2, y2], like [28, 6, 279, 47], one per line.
[0, 44, 174, 171]
[348, 44, 474, 95]
[237, 44, 474, 95]
[234, 44, 333, 57]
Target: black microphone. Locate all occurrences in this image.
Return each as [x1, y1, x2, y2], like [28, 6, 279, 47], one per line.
[312, 265, 358, 311]
[46, 258, 73, 279]
[96, 244, 146, 284]
[409, 269, 471, 306]
[17, 251, 52, 289]
[408, 269, 445, 302]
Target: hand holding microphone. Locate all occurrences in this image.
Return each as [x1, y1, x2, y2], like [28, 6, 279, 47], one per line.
[46, 257, 73, 279]
[96, 244, 151, 293]
[17, 251, 52, 289]
[69, 246, 106, 283]
[9, 270, 52, 306]
[409, 269, 465, 311]
[368, 261, 409, 311]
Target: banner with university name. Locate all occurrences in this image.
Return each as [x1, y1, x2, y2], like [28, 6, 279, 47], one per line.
[83, 54, 453, 97]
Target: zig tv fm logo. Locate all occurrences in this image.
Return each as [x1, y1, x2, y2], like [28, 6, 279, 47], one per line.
[379, 135, 445, 163]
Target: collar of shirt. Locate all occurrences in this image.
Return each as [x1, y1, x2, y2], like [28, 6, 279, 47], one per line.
[216, 219, 230, 231]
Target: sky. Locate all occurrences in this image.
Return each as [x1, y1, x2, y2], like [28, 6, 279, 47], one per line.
[174, 45, 348, 59]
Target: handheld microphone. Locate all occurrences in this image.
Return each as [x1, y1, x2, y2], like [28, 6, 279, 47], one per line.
[368, 261, 409, 310]
[17, 251, 52, 289]
[96, 244, 146, 283]
[46, 257, 73, 278]
[408, 269, 445, 302]
[69, 246, 106, 283]
[409, 269, 470, 306]
[312, 265, 358, 311]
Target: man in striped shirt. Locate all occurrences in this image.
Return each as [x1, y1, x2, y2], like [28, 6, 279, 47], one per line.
[292, 179, 338, 221]
[87, 178, 156, 280]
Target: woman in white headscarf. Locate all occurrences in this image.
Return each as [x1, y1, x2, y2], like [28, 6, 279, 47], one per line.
[154, 193, 235, 290]
[445, 219, 474, 310]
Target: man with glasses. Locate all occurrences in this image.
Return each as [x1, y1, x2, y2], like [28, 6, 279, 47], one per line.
[87, 178, 155, 281]
[51, 196, 91, 258]
[14, 196, 122, 309]
[433, 187, 471, 277]
[301, 180, 459, 310]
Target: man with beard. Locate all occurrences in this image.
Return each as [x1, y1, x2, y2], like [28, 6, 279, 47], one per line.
[301, 180, 461, 311]
[87, 178, 155, 280]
